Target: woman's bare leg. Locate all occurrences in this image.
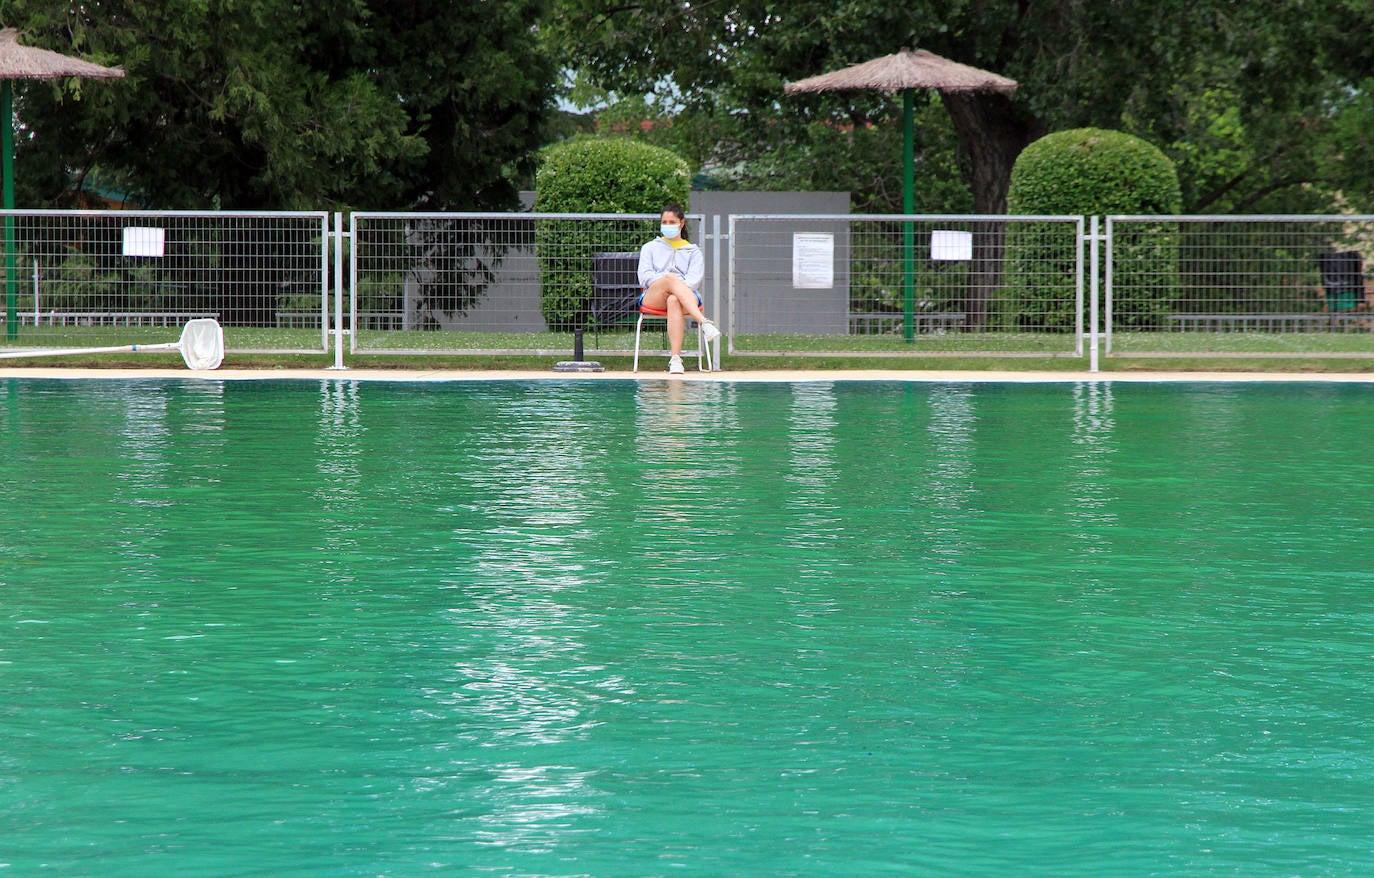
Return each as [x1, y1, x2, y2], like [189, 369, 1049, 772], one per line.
[643, 275, 708, 324]
[644, 275, 711, 358]
[666, 296, 685, 355]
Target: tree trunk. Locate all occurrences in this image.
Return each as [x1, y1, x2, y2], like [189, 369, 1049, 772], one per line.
[939, 91, 1043, 328]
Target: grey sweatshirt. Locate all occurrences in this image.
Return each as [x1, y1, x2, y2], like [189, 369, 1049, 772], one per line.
[637, 237, 705, 291]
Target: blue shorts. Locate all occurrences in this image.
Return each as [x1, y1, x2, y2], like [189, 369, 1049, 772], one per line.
[638, 289, 703, 308]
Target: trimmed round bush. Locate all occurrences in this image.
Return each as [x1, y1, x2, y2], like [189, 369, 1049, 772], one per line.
[1006, 128, 1182, 330]
[535, 138, 691, 329]
[1008, 128, 1181, 215]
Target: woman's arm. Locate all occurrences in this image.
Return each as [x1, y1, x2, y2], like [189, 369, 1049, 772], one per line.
[637, 240, 661, 289]
[682, 246, 705, 291]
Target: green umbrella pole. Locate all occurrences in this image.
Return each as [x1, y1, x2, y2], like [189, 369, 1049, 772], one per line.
[902, 89, 915, 343]
[2, 81, 15, 340]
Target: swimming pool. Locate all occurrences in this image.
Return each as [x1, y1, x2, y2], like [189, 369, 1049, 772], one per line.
[3, 377, 1374, 875]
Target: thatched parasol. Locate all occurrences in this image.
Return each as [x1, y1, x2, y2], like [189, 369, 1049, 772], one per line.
[785, 49, 1017, 213]
[0, 28, 124, 337]
[785, 49, 1018, 97]
[785, 49, 1017, 341]
[0, 28, 126, 80]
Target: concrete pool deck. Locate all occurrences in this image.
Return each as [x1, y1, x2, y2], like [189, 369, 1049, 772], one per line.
[7, 366, 1374, 383]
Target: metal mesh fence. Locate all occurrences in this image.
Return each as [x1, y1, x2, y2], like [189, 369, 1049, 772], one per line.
[727, 214, 1084, 357]
[1106, 215, 1374, 357]
[11, 209, 1374, 366]
[0, 210, 330, 353]
[349, 212, 708, 356]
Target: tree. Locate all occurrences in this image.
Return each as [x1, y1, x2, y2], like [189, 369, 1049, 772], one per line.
[3, 0, 556, 211]
[545, 0, 1374, 216]
[1, 0, 557, 325]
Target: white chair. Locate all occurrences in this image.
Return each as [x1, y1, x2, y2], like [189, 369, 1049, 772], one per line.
[633, 304, 714, 372]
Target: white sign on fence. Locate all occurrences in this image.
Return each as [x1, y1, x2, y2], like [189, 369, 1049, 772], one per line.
[792, 233, 835, 289]
[122, 227, 166, 258]
[931, 229, 973, 261]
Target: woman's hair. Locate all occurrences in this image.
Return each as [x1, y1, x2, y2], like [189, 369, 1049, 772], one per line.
[662, 203, 689, 241]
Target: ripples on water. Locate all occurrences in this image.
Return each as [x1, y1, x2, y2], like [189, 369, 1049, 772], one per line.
[3, 378, 1374, 875]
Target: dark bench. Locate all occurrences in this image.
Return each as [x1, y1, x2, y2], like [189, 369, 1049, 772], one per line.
[589, 251, 642, 331]
[1319, 251, 1367, 312]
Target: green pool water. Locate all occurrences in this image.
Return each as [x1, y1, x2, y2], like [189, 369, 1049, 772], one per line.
[3, 377, 1374, 876]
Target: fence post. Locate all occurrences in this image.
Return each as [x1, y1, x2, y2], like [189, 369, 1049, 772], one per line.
[348, 212, 358, 359]
[1, 84, 13, 340]
[727, 214, 737, 357]
[1088, 216, 1102, 373]
[327, 211, 348, 370]
[1103, 216, 1114, 357]
[711, 212, 722, 369]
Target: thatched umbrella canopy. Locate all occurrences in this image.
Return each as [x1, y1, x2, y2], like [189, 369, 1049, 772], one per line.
[786, 50, 1017, 341]
[785, 49, 1017, 213]
[785, 49, 1017, 97]
[0, 28, 125, 81]
[0, 28, 123, 208]
[0, 28, 124, 338]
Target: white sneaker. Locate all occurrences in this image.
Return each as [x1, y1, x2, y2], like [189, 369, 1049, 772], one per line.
[667, 355, 685, 374]
[700, 320, 722, 343]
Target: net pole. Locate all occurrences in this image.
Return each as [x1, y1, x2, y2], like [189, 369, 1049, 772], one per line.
[0, 342, 176, 359]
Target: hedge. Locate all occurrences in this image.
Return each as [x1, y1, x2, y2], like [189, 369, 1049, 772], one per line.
[1006, 128, 1182, 330]
[534, 138, 692, 330]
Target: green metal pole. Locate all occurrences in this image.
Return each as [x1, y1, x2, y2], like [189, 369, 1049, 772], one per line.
[3, 81, 15, 340]
[902, 89, 915, 343]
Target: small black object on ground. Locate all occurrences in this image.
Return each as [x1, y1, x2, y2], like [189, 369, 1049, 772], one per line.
[553, 328, 604, 372]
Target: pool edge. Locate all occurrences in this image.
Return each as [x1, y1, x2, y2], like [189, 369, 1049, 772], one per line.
[6, 367, 1374, 384]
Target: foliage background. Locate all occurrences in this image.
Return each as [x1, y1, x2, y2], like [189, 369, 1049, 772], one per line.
[546, 0, 1374, 216]
[1, 0, 554, 210]
[2, 1, 1374, 218]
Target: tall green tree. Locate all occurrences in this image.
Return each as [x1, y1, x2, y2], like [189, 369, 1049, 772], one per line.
[2, 0, 556, 210]
[547, 0, 1374, 215]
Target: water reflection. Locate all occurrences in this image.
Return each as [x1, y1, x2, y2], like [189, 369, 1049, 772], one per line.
[115, 385, 171, 499]
[1066, 381, 1118, 553]
[468, 764, 601, 850]
[631, 380, 737, 532]
[432, 382, 748, 852]
[783, 382, 840, 566]
[915, 384, 978, 569]
[0, 381, 16, 579]
[431, 387, 623, 853]
[473, 391, 607, 530]
[633, 380, 722, 467]
[314, 380, 365, 586]
[110, 382, 226, 576]
[314, 380, 363, 504]
[0, 377, 12, 423]
[785, 382, 837, 494]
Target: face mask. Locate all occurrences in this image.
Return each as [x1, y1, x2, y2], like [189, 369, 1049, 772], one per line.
[660, 223, 681, 240]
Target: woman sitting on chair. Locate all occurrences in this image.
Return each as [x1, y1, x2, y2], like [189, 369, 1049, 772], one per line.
[637, 204, 722, 374]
